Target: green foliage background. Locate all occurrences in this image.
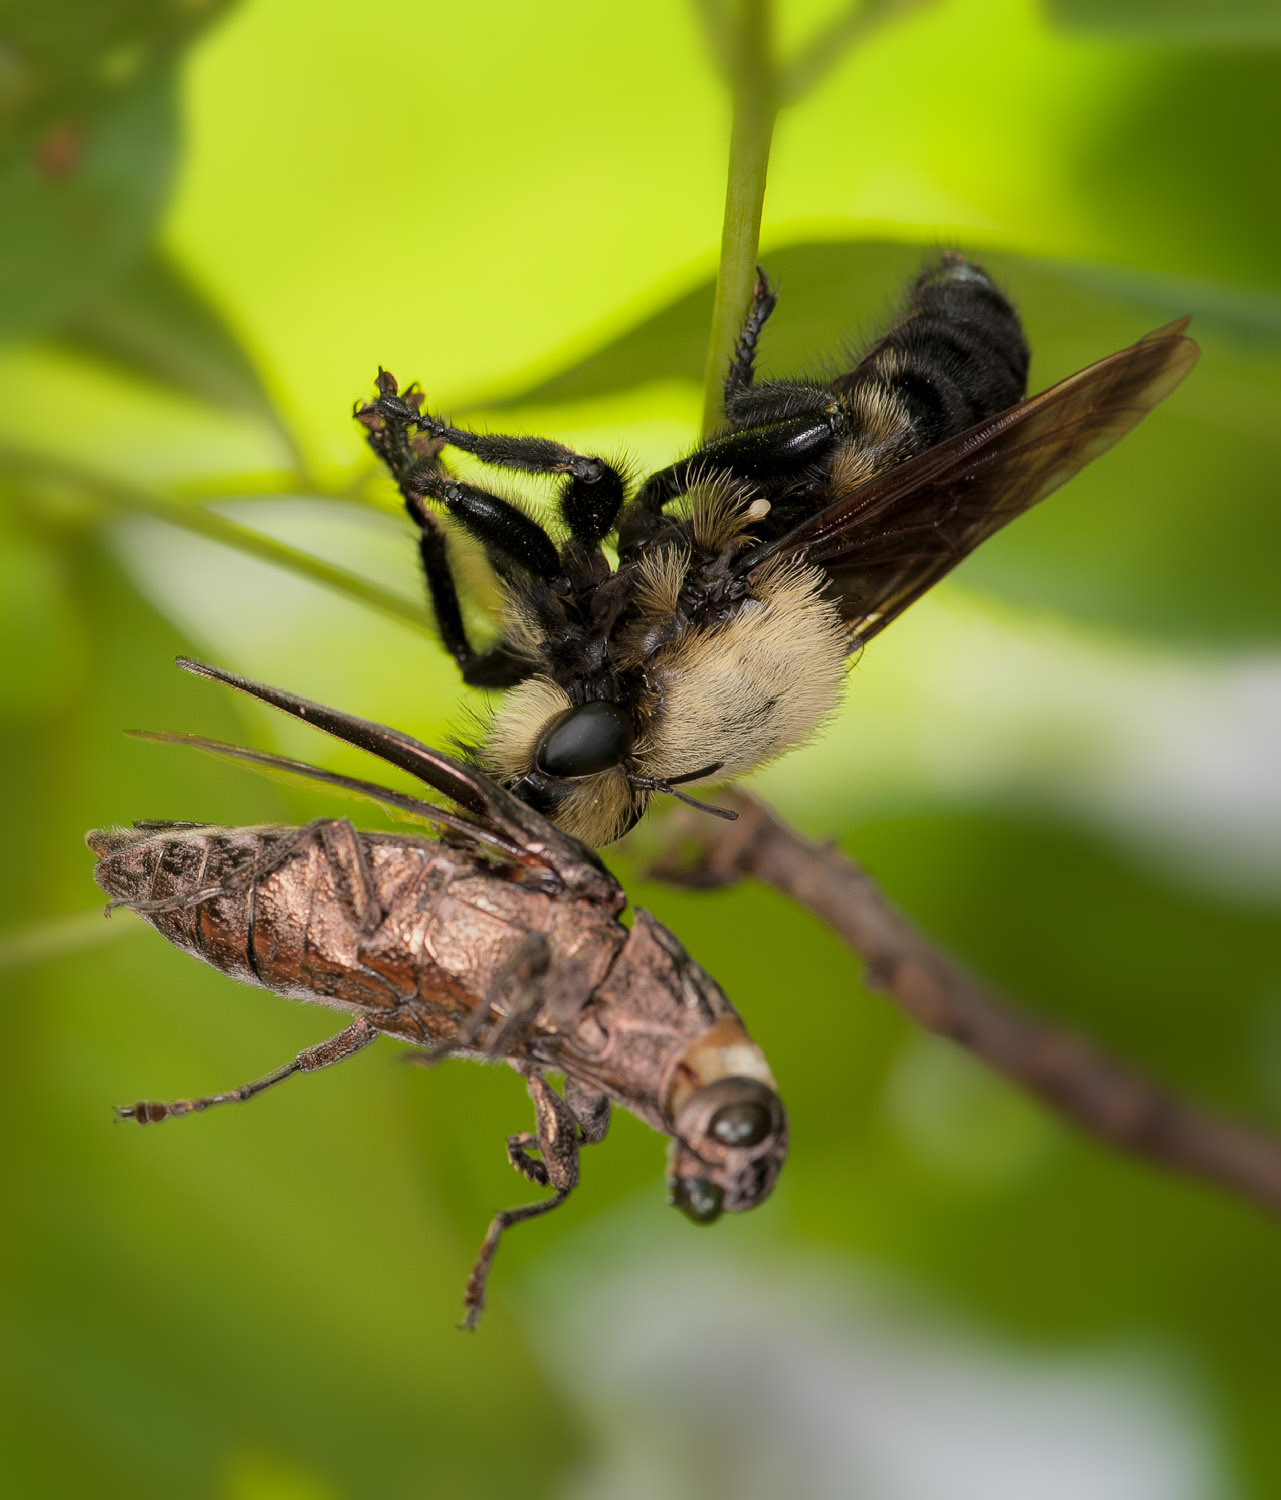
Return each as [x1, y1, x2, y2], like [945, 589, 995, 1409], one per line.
[3, 2, 1280, 1496]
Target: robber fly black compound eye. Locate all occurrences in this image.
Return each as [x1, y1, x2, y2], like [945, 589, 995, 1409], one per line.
[535, 700, 635, 779]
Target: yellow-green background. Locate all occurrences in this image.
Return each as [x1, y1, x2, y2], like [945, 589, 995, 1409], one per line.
[4, 2, 1281, 1496]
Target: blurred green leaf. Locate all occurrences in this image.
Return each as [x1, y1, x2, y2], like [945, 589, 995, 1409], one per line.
[54, 247, 282, 426]
[4, 446, 427, 631]
[0, 516, 85, 718]
[1048, 0, 1281, 42]
[0, 1, 232, 153]
[0, 1, 232, 343]
[0, 65, 178, 342]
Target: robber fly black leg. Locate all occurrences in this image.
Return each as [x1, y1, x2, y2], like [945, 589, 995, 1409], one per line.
[406, 468, 562, 583]
[722, 267, 778, 423]
[462, 1072, 584, 1329]
[114, 1016, 379, 1124]
[403, 500, 531, 689]
[357, 371, 626, 547]
[622, 399, 843, 548]
[356, 377, 530, 683]
[409, 417, 626, 550]
[355, 369, 429, 491]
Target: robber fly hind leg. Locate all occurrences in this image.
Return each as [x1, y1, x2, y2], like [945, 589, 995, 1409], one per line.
[722, 266, 778, 423]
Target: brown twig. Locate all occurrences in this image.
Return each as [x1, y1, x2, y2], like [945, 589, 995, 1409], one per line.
[649, 791, 1281, 1216]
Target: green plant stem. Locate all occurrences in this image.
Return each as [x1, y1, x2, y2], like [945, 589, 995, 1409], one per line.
[700, 0, 777, 436]
[698, 0, 934, 435]
[4, 447, 429, 633]
[701, 98, 777, 436]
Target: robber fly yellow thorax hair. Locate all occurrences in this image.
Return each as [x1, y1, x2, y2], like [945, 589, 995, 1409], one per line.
[481, 483, 850, 846]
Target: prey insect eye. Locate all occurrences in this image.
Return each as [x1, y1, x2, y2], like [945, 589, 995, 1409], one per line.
[535, 701, 634, 779]
[670, 1178, 724, 1224]
[709, 1099, 773, 1148]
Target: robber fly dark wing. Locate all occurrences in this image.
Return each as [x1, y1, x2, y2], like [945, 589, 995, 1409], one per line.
[174, 659, 619, 901]
[745, 319, 1199, 647]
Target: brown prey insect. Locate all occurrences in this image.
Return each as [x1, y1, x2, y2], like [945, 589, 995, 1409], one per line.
[89, 659, 787, 1327]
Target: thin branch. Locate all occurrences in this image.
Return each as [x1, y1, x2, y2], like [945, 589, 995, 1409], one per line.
[650, 793, 1281, 1217]
[3, 446, 429, 634]
[691, 0, 737, 83]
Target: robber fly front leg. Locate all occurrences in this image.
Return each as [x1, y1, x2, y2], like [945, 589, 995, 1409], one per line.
[462, 1071, 605, 1330]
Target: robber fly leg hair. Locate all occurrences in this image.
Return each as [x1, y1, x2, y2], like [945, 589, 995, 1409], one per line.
[462, 1072, 593, 1329]
[115, 1016, 380, 1124]
[358, 372, 626, 548]
[407, 500, 531, 688]
[722, 266, 778, 421]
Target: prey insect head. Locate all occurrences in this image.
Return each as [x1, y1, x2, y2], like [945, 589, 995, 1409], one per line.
[667, 1076, 788, 1224]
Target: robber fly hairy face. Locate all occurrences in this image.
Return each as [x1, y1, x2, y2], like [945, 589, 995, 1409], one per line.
[357, 253, 1198, 846]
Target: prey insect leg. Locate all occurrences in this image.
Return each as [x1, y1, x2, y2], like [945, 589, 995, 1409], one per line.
[110, 818, 337, 917]
[404, 931, 551, 1068]
[462, 1072, 589, 1329]
[115, 1016, 379, 1124]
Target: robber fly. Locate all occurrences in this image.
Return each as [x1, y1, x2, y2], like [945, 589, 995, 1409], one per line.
[89, 659, 787, 1328]
[357, 252, 1198, 845]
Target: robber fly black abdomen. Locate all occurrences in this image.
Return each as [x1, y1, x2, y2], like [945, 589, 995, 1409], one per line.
[92, 660, 787, 1327]
[630, 254, 1030, 532]
[357, 253, 1196, 846]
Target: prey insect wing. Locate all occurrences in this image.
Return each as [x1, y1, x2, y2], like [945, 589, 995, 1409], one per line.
[748, 318, 1199, 646]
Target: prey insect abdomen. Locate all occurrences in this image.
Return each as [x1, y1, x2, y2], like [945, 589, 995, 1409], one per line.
[90, 823, 418, 1016]
[91, 821, 626, 1051]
